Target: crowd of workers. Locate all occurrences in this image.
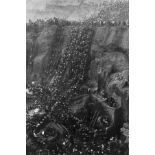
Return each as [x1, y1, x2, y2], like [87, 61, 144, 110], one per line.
[26, 4, 129, 153]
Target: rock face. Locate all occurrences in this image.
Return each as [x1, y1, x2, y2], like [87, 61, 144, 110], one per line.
[91, 26, 128, 55]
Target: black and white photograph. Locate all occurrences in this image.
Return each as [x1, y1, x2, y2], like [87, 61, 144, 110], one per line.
[26, 0, 129, 154]
[26, 0, 129, 155]
[3, 0, 155, 155]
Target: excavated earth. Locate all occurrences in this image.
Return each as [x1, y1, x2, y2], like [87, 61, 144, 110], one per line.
[26, 24, 129, 155]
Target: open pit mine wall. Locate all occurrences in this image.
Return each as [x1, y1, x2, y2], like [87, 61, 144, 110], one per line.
[26, 25, 129, 123]
[26, 25, 128, 83]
